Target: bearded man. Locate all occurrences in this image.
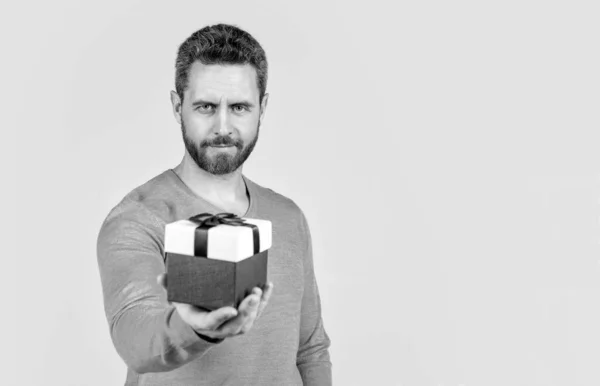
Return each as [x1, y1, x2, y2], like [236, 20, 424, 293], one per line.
[96, 23, 332, 386]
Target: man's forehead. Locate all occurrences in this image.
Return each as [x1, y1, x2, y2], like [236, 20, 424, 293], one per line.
[187, 62, 258, 100]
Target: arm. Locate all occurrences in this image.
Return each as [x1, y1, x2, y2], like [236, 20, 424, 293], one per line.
[296, 211, 333, 385]
[96, 202, 222, 374]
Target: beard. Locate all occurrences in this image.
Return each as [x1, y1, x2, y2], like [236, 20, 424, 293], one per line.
[181, 121, 260, 176]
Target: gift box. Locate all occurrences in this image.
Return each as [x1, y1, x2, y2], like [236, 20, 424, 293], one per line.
[164, 212, 272, 311]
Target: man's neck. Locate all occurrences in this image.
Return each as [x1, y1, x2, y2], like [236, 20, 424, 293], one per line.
[173, 157, 247, 205]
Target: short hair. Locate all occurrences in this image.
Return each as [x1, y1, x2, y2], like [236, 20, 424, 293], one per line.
[175, 24, 268, 104]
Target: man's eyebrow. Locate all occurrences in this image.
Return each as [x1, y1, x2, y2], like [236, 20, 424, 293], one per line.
[191, 99, 255, 108]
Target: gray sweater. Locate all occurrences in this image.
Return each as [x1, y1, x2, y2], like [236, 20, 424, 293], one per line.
[96, 169, 332, 385]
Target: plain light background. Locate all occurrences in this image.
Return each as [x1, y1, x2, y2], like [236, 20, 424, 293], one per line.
[2, 1, 599, 385]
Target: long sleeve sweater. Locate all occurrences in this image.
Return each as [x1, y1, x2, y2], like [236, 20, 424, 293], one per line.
[96, 169, 332, 385]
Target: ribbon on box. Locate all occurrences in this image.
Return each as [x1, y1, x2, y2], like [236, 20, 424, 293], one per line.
[188, 212, 260, 257]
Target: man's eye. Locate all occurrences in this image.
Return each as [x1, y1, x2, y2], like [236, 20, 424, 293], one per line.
[233, 105, 247, 113]
[197, 104, 213, 112]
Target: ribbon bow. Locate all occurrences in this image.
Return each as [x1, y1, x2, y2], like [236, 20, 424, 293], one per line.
[188, 212, 260, 257]
[189, 212, 247, 227]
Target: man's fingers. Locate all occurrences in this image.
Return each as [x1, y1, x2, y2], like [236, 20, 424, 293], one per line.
[167, 281, 273, 338]
[261, 282, 273, 302]
[237, 289, 263, 334]
[240, 290, 261, 318]
[178, 303, 238, 332]
[202, 307, 239, 330]
[217, 292, 261, 335]
[256, 282, 274, 319]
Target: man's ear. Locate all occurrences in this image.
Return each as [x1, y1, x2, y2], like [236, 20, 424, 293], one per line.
[170, 90, 182, 125]
[259, 93, 269, 125]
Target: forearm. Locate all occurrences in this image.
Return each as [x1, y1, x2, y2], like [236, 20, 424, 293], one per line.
[110, 302, 221, 374]
[98, 202, 222, 374]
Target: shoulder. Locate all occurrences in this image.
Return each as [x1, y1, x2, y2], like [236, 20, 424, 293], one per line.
[249, 177, 305, 212]
[246, 177, 310, 231]
[97, 171, 172, 247]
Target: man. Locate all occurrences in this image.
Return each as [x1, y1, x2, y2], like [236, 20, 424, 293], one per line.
[96, 24, 332, 385]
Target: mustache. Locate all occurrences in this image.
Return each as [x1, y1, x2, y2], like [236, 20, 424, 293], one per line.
[202, 137, 241, 147]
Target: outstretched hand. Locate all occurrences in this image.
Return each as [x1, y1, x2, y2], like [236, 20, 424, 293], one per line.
[157, 273, 274, 341]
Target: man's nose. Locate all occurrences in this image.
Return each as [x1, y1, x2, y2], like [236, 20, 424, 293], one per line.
[215, 105, 231, 135]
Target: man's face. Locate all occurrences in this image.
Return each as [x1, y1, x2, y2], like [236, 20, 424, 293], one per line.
[172, 62, 267, 175]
